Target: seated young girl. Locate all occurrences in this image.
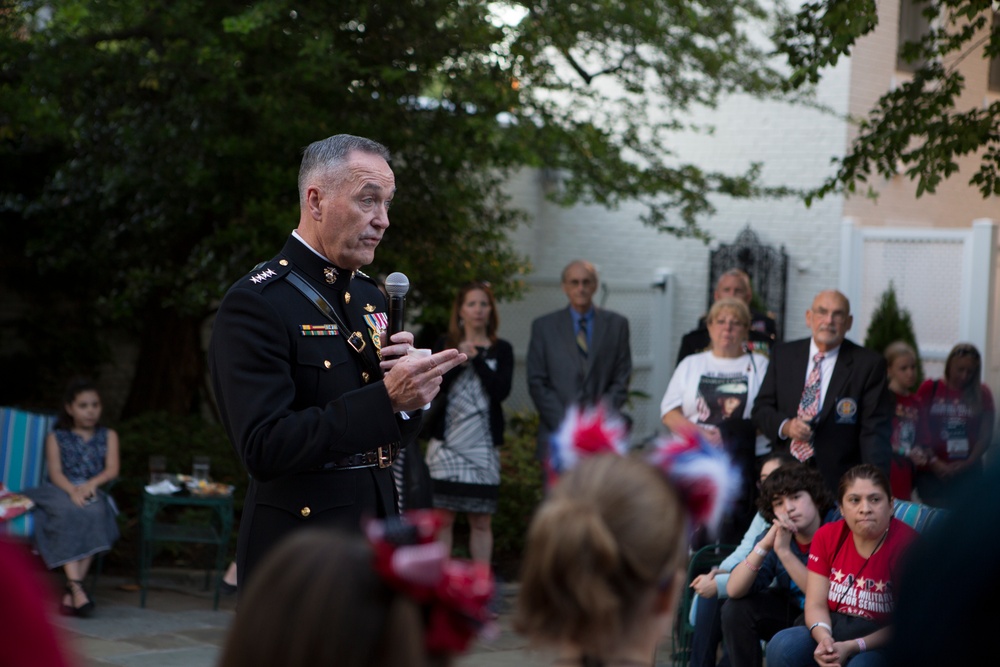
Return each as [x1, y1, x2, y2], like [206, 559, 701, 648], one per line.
[25, 378, 119, 617]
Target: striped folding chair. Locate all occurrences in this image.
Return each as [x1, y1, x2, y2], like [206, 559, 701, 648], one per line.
[0, 407, 56, 539]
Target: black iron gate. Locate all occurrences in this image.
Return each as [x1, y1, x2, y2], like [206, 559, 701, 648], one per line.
[708, 225, 788, 341]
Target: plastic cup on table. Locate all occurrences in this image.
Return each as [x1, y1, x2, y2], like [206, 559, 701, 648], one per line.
[148, 455, 167, 484]
[192, 456, 211, 483]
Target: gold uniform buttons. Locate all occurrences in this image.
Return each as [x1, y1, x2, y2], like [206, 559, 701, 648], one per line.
[324, 360, 332, 369]
[300, 507, 311, 518]
[279, 259, 288, 266]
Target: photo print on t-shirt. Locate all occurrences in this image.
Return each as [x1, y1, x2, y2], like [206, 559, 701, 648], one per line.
[695, 374, 749, 426]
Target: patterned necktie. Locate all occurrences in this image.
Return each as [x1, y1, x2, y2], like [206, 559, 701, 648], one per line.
[576, 318, 588, 357]
[790, 352, 825, 462]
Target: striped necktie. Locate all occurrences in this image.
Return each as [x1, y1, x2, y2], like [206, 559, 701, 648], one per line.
[576, 318, 588, 356]
[790, 352, 825, 461]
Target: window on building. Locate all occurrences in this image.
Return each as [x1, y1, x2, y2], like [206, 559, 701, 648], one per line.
[897, 0, 932, 73]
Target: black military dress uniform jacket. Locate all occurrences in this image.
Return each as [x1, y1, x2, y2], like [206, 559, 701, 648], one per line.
[208, 235, 420, 587]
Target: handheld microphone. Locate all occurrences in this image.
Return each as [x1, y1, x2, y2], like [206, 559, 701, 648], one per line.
[385, 272, 409, 337]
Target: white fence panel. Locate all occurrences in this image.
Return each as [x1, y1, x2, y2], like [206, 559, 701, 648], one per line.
[840, 219, 997, 383]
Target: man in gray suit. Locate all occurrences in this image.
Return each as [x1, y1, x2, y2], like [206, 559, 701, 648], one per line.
[527, 260, 633, 459]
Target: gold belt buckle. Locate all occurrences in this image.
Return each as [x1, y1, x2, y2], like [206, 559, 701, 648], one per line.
[377, 445, 392, 469]
[347, 331, 366, 354]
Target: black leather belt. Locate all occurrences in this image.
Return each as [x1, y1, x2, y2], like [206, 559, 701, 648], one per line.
[323, 442, 400, 470]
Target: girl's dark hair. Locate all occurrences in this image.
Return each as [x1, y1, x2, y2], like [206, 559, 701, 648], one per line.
[445, 282, 499, 349]
[757, 463, 834, 524]
[836, 464, 891, 504]
[758, 451, 797, 477]
[54, 377, 100, 431]
[218, 529, 433, 667]
[944, 342, 983, 413]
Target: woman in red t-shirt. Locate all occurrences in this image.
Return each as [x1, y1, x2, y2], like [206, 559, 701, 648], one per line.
[765, 464, 918, 667]
[913, 343, 995, 508]
[883, 342, 922, 501]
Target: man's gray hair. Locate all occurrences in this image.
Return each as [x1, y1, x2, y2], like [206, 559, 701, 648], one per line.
[297, 134, 391, 205]
[561, 259, 599, 283]
[717, 268, 751, 293]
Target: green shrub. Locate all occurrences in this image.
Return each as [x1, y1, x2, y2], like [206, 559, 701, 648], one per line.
[864, 282, 924, 387]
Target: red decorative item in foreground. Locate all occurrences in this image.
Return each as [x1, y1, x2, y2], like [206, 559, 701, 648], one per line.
[546, 404, 628, 486]
[546, 406, 742, 537]
[365, 510, 497, 655]
[645, 426, 742, 534]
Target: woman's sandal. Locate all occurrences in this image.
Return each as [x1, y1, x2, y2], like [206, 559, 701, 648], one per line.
[59, 586, 76, 617]
[67, 579, 95, 617]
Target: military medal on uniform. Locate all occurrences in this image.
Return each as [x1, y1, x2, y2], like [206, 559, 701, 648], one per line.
[364, 312, 389, 359]
[300, 324, 338, 336]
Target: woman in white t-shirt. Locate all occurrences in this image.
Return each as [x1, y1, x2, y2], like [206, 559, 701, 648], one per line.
[661, 297, 769, 543]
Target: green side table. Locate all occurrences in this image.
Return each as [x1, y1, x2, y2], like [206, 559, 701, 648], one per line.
[139, 490, 234, 610]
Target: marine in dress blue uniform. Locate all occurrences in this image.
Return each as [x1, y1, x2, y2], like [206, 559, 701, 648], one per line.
[209, 235, 421, 586]
[210, 135, 465, 591]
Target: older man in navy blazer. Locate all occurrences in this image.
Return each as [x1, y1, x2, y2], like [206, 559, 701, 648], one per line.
[752, 290, 892, 494]
[527, 260, 632, 459]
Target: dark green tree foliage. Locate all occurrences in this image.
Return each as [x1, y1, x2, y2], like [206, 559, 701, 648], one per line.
[863, 282, 924, 385]
[776, 0, 1000, 202]
[1, 1, 789, 415]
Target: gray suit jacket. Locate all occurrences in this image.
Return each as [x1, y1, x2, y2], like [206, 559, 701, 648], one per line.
[527, 307, 632, 456]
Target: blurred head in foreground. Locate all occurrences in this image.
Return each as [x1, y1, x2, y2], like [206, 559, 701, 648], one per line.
[219, 511, 494, 667]
[514, 453, 688, 664]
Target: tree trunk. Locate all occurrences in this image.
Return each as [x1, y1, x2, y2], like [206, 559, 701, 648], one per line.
[121, 309, 206, 419]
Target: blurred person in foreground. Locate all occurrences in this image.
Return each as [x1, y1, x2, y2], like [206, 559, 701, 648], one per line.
[886, 453, 1000, 666]
[209, 134, 466, 591]
[218, 510, 495, 667]
[0, 537, 80, 667]
[514, 406, 743, 667]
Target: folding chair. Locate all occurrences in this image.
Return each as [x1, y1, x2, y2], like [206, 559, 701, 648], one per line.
[670, 542, 737, 666]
